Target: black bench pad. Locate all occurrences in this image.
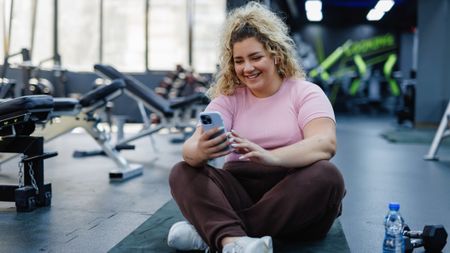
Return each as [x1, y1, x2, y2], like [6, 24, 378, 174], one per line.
[79, 79, 125, 107]
[94, 64, 174, 117]
[170, 92, 208, 109]
[53, 98, 79, 112]
[0, 95, 53, 123]
[95, 64, 207, 117]
[0, 95, 53, 116]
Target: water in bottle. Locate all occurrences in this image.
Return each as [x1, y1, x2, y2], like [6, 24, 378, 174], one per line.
[382, 202, 404, 253]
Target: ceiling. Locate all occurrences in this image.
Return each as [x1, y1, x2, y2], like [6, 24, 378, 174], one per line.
[276, 0, 417, 31]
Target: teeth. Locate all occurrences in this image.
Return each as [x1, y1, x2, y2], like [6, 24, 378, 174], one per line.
[246, 73, 259, 79]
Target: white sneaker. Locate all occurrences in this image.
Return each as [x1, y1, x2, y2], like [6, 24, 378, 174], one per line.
[222, 236, 273, 253]
[167, 221, 209, 251]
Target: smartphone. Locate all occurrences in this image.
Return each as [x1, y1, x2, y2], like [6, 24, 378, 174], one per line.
[199, 111, 230, 151]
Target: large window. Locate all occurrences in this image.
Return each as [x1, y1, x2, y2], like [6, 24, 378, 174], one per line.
[0, 0, 52, 67]
[59, 0, 99, 71]
[0, 0, 7, 61]
[104, 0, 145, 72]
[192, 0, 226, 73]
[1, 0, 33, 64]
[148, 0, 188, 71]
[0, 0, 225, 73]
[32, 0, 53, 68]
[148, 0, 225, 72]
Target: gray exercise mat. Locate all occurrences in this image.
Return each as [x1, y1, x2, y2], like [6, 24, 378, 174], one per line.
[381, 128, 450, 145]
[109, 199, 350, 253]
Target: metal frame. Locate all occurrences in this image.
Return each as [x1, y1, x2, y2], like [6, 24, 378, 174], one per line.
[107, 88, 201, 148]
[0, 136, 52, 211]
[424, 100, 450, 160]
[33, 105, 144, 181]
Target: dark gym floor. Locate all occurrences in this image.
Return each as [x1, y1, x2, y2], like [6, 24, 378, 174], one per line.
[0, 115, 449, 253]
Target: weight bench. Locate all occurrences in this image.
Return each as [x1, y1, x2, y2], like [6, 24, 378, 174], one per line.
[0, 95, 57, 212]
[31, 79, 144, 181]
[424, 99, 450, 160]
[93, 64, 207, 147]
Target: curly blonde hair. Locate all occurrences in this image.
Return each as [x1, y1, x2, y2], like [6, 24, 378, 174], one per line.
[207, 1, 305, 99]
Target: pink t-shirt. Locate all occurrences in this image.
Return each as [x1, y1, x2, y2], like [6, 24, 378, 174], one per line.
[205, 78, 335, 161]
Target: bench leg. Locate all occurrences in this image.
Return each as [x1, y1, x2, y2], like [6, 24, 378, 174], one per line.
[424, 100, 450, 160]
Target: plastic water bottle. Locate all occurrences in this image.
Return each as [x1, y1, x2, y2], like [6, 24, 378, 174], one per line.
[382, 202, 405, 253]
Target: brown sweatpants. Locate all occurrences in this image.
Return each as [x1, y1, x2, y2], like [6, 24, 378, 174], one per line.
[169, 160, 345, 251]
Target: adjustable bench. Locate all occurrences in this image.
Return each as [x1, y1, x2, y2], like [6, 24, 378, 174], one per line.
[33, 79, 144, 181]
[93, 64, 207, 147]
[0, 95, 57, 212]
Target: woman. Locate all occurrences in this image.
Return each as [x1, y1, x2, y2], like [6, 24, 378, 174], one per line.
[167, 2, 345, 253]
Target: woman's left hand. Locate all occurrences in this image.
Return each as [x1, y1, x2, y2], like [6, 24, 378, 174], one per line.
[229, 130, 280, 166]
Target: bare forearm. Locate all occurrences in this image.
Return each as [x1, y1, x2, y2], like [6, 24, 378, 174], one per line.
[182, 139, 207, 167]
[271, 135, 336, 168]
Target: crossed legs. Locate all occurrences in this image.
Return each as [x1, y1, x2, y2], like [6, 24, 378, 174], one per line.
[169, 160, 345, 251]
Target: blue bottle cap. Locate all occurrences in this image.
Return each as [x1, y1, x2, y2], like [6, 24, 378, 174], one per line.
[389, 202, 400, 211]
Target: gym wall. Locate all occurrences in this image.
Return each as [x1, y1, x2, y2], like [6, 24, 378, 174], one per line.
[416, 0, 450, 125]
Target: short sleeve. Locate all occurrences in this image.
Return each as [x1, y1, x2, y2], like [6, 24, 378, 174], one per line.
[204, 96, 234, 132]
[296, 84, 335, 129]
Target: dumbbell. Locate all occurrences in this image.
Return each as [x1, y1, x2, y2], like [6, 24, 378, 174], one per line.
[403, 225, 447, 252]
[404, 236, 430, 253]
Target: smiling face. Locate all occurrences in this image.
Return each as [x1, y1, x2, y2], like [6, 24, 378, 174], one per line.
[232, 37, 283, 98]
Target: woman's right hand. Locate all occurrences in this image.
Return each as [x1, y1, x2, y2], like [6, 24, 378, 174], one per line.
[196, 125, 232, 161]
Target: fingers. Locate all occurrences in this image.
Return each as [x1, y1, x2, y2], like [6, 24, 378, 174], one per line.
[229, 129, 242, 138]
[198, 127, 230, 158]
[209, 148, 232, 158]
[208, 139, 231, 154]
[201, 127, 227, 145]
[230, 138, 257, 151]
[238, 151, 259, 160]
[231, 146, 250, 154]
[228, 131, 252, 146]
[200, 129, 266, 160]
[206, 130, 228, 149]
[228, 131, 263, 156]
